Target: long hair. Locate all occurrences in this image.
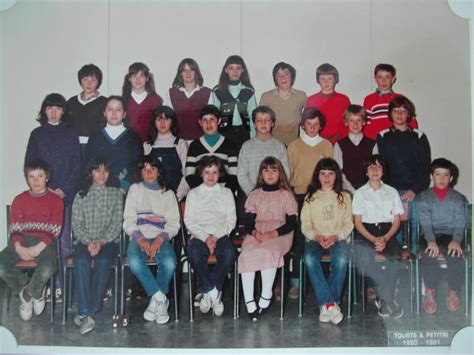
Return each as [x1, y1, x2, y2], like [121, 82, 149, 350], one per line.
[254, 156, 292, 192]
[305, 158, 345, 206]
[148, 105, 178, 142]
[217, 55, 253, 91]
[172, 58, 204, 88]
[78, 156, 115, 198]
[122, 62, 157, 97]
[136, 154, 168, 191]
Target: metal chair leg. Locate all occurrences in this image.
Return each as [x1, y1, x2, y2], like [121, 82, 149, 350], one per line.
[348, 258, 352, 319]
[233, 259, 239, 319]
[49, 276, 55, 324]
[62, 266, 68, 324]
[188, 267, 193, 322]
[280, 264, 284, 320]
[298, 259, 303, 317]
[173, 271, 179, 322]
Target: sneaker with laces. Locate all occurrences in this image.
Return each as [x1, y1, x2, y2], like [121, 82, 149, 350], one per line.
[423, 288, 437, 314]
[32, 287, 46, 315]
[19, 287, 33, 321]
[288, 286, 299, 300]
[447, 289, 460, 312]
[327, 304, 344, 325]
[80, 316, 96, 335]
[155, 299, 170, 324]
[199, 293, 212, 314]
[74, 314, 87, 327]
[319, 305, 331, 323]
[143, 294, 160, 322]
[211, 292, 224, 317]
[194, 293, 203, 308]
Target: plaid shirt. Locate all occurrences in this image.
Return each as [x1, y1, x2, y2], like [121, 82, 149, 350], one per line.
[72, 186, 123, 245]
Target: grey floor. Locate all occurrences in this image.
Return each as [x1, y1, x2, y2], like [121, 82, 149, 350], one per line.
[0, 272, 470, 349]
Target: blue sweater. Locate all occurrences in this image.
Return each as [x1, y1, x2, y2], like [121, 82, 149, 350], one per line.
[85, 128, 143, 191]
[25, 122, 81, 204]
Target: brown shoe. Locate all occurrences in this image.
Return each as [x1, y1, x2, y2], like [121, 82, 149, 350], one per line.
[288, 286, 299, 300]
[367, 287, 377, 300]
[423, 288, 437, 314]
[447, 289, 460, 312]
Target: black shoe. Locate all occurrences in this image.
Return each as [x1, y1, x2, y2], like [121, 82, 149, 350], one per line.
[257, 296, 272, 317]
[246, 300, 259, 322]
[375, 299, 391, 317]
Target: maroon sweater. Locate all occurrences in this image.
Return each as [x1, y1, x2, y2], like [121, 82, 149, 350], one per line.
[169, 87, 211, 140]
[127, 94, 163, 142]
[337, 136, 376, 189]
[10, 190, 64, 247]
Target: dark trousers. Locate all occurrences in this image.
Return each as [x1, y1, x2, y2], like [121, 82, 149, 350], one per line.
[420, 234, 464, 291]
[287, 194, 306, 281]
[73, 242, 119, 317]
[186, 236, 236, 293]
[354, 223, 401, 302]
[0, 236, 57, 298]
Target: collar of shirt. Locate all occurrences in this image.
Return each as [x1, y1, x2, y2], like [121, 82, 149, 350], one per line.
[300, 131, 323, 147]
[131, 90, 148, 104]
[153, 132, 176, 147]
[375, 88, 394, 97]
[78, 92, 100, 105]
[348, 132, 363, 145]
[105, 123, 126, 140]
[272, 88, 295, 99]
[179, 85, 201, 98]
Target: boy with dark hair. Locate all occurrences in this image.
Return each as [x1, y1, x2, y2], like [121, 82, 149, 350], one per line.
[418, 158, 467, 314]
[237, 105, 290, 196]
[65, 64, 108, 151]
[259, 62, 307, 145]
[334, 105, 378, 193]
[185, 105, 239, 193]
[363, 63, 418, 140]
[306, 63, 350, 144]
[0, 160, 64, 321]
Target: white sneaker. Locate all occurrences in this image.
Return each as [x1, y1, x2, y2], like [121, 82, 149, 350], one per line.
[155, 298, 170, 324]
[143, 294, 160, 322]
[199, 293, 212, 314]
[80, 316, 96, 335]
[19, 287, 33, 321]
[211, 291, 224, 317]
[32, 287, 46, 315]
[319, 305, 331, 323]
[327, 304, 343, 325]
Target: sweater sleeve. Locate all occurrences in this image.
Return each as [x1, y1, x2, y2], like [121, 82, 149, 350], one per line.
[247, 94, 257, 138]
[71, 194, 90, 244]
[417, 192, 437, 243]
[337, 194, 354, 241]
[176, 139, 190, 200]
[162, 192, 180, 240]
[276, 214, 297, 236]
[122, 184, 145, 241]
[300, 198, 320, 241]
[451, 193, 467, 244]
[24, 130, 38, 164]
[278, 144, 291, 182]
[101, 190, 124, 244]
[61, 130, 81, 202]
[184, 190, 210, 242]
[237, 144, 254, 196]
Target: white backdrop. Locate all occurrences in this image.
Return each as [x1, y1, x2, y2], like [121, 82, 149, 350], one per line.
[0, 0, 471, 249]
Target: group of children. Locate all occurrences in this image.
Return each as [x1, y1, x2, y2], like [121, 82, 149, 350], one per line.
[0, 57, 468, 335]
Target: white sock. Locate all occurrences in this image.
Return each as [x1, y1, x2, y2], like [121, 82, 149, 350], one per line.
[259, 268, 277, 309]
[241, 272, 257, 313]
[153, 290, 166, 301]
[208, 287, 218, 301]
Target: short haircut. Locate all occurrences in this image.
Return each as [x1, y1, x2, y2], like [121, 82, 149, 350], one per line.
[78, 63, 103, 88]
[137, 154, 168, 191]
[79, 156, 116, 197]
[316, 63, 339, 84]
[430, 158, 459, 186]
[388, 96, 416, 122]
[199, 104, 221, 120]
[374, 63, 396, 77]
[151, 105, 178, 137]
[195, 155, 227, 179]
[104, 95, 129, 127]
[343, 104, 367, 122]
[24, 159, 51, 180]
[272, 62, 296, 86]
[252, 105, 276, 123]
[363, 154, 386, 175]
[301, 106, 326, 131]
[37, 93, 67, 123]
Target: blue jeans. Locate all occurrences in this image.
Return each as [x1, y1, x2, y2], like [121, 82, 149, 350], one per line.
[304, 240, 348, 307]
[186, 237, 236, 293]
[73, 242, 119, 317]
[127, 239, 176, 296]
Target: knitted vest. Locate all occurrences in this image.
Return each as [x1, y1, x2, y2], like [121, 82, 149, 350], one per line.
[169, 87, 211, 140]
[338, 136, 375, 189]
[213, 86, 254, 131]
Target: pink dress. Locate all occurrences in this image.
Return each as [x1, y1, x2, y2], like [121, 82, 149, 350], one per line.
[238, 188, 298, 273]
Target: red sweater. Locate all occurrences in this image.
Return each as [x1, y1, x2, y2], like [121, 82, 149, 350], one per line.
[306, 91, 350, 144]
[10, 190, 64, 246]
[363, 91, 418, 140]
[127, 94, 163, 142]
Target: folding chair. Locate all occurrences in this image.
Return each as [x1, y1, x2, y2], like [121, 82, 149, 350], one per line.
[4, 205, 59, 324]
